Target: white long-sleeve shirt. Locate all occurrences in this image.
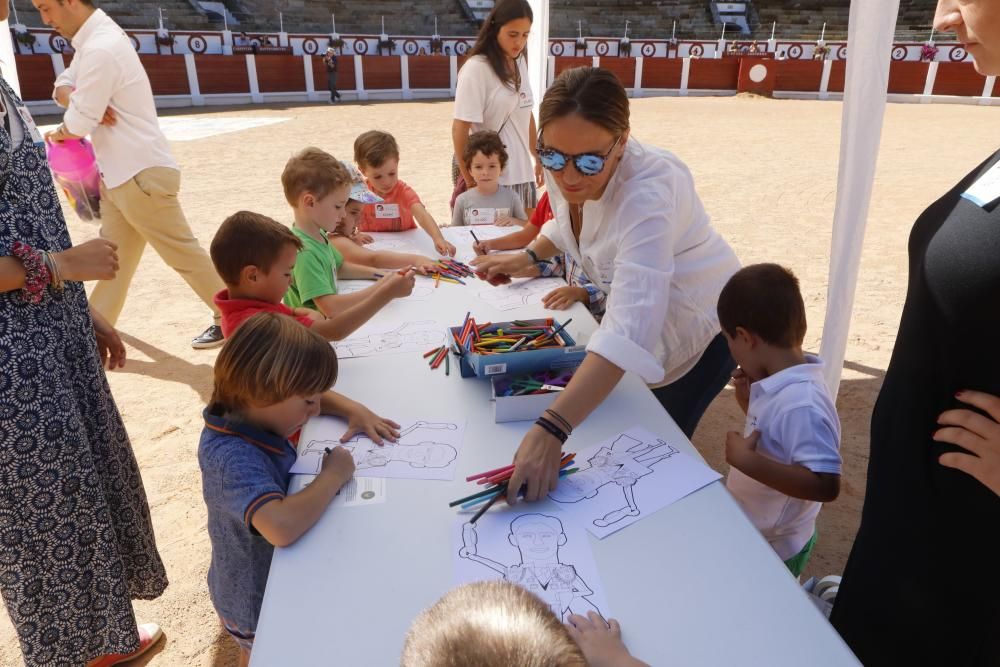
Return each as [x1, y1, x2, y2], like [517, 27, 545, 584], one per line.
[540, 138, 740, 386]
[54, 9, 177, 189]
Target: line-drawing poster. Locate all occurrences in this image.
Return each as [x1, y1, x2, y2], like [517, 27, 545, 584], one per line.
[478, 277, 567, 312]
[338, 280, 435, 302]
[291, 417, 466, 481]
[548, 427, 722, 538]
[453, 510, 609, 622]
[333, 320, 446, 359]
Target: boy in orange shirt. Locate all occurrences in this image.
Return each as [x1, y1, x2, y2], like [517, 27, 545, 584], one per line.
[353, 130, 456, 257]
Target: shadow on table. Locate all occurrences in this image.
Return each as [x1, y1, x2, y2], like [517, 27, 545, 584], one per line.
[112, 332, 215, 405]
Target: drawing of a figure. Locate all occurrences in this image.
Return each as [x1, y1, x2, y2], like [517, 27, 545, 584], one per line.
[478, 279, 562, 312]
[335, 321, 445, 357]
[343, 441, 457, 469]
[298, 422, 460, 474]
[549, 434, 679, 528]
[458, 514, 602, 621]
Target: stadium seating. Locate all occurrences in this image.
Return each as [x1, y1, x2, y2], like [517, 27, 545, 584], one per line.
[7, 0, 943, 41]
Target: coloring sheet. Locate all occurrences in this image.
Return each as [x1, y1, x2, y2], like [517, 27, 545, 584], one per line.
[292, 416, 465, 481]
[478, 277, 566, 312]
[333, 319, 447, 359]
[363, 232, 425, 255]
[549, 427, 722, 539]
[337, 280, 435, 302]
[453, 510, 610, 622]
[442, 225, 515, 263]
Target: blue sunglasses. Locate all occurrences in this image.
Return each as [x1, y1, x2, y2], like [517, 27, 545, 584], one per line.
[536, 136, 622, 176]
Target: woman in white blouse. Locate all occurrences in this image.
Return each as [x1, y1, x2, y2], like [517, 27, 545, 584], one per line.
[452, 0, 544, 215]
[473, 67, 741, 502]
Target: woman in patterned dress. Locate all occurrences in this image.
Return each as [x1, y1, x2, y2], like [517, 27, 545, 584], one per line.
[0, 10, 168, 664]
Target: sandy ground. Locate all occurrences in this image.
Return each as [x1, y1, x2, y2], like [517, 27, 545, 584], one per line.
[4, 95, 999, 665]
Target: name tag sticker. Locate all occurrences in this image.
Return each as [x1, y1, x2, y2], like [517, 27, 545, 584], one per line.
[469, 208, 496, 225]
[961, 162, 1000, 208]
[375, 203, 400, 219]
[518, 90, 533, 108]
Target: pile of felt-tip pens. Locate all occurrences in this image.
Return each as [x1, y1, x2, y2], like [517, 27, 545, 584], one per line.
[450, 453, 579, 523]
[494, 367, 576, 396]
[452, 313, 573, 356]
[423, 345, 452, 375]
[429, 259, 474, 287]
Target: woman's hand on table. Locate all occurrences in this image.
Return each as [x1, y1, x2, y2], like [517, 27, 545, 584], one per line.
[935, 390, 1000, 497]
[470, 251, 533, 279]
[506, 424, 564, 504]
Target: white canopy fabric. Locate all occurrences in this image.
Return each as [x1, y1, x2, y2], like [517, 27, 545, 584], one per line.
[819, 0, 900, 397]
[0, 20, 23, 96]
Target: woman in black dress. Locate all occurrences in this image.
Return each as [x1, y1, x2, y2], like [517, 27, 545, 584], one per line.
[830, 2, 1000, 664]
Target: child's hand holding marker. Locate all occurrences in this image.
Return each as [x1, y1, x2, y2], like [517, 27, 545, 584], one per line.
[379, 268, 416, 298]
[321, 446, 356, 482]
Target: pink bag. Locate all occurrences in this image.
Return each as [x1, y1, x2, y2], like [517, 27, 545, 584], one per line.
[46, 138, 102, 222]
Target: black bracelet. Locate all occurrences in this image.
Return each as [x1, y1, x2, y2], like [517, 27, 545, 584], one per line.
[535, 416, 569, 444]
[544, 408, 573, 434]
[524, 247, 540, 264]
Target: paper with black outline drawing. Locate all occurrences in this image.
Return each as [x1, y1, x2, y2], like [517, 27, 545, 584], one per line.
[453, 509, 610, 622]
[332, 319, 447, 359]
[291, 415, 466, 481]
[337, 280, 435, 302]
[477, 277, 566, 312]
[442, 224, 516, 263]
[548, 426, 722, 538]
[362, 232, 424, 255]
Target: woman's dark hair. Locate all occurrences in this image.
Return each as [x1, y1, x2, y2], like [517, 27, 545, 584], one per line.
[467, 0, 533, 90]
[538, 67, 630, 138]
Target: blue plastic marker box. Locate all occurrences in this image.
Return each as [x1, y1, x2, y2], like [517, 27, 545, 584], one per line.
[449, 318, 586, 379]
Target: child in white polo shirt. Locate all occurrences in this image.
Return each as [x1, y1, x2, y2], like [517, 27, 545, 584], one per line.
[716, 264, 842, 577]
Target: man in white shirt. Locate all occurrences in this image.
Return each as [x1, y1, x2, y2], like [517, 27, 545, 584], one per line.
[36, 0, 226, 348]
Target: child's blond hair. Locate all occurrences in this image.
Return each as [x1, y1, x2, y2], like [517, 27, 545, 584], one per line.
[401, 581, 587, 667]
[353, 130, 400, 170]
[210, 312, 338, 413]
[281, 147, 352, 207]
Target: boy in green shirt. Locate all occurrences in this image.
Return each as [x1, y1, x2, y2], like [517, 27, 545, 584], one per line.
[282, 147, 414, 338]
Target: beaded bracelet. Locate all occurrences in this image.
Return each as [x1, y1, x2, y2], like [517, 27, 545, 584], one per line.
[544, 408, 573, 435]
[12, 242, 50, 304]
[534, 416, 569, 444]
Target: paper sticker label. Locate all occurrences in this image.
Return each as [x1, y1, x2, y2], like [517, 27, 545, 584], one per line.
[375, 203, 401, 219]
[484, 363, 508, 375]
[469, 208, 496, 225]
